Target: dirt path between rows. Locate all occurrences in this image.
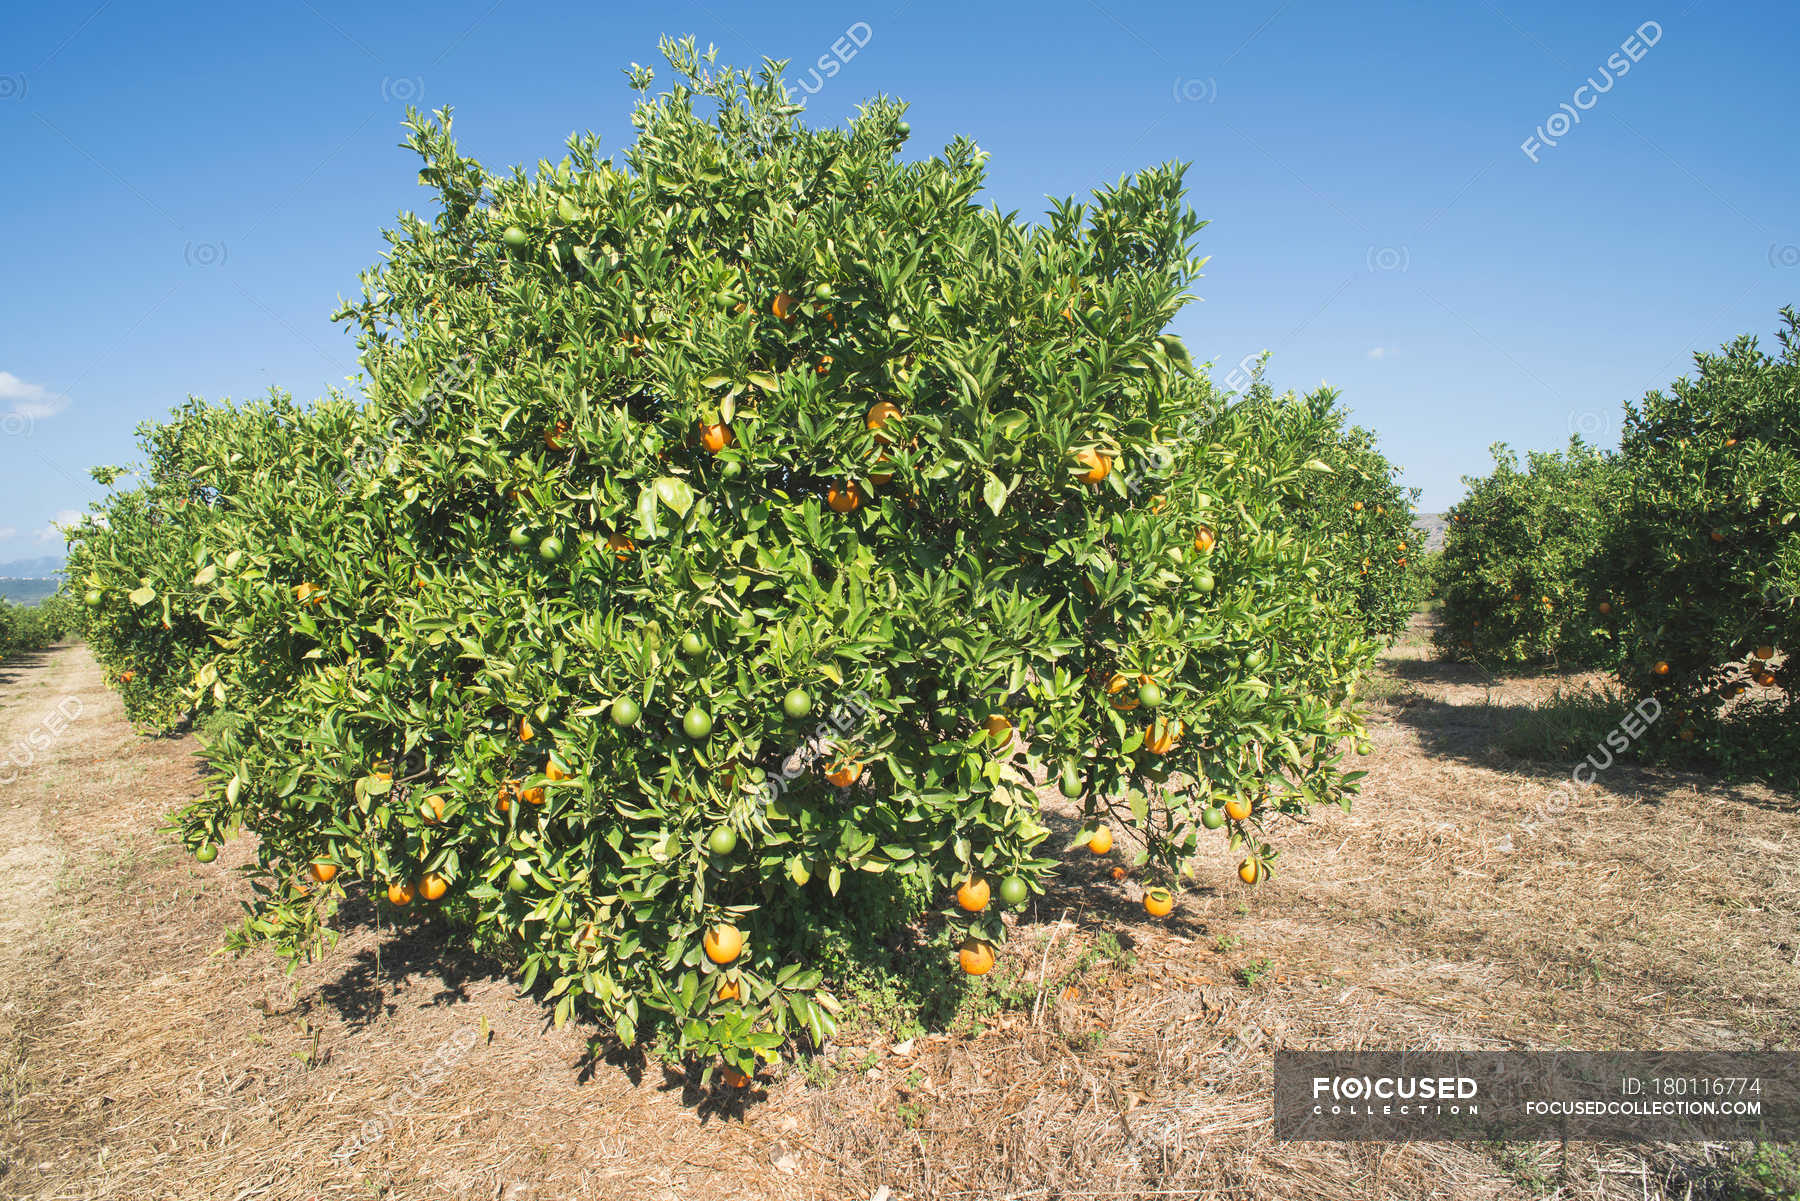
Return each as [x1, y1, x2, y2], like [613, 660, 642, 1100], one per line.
[1, 629, 1794, 1201]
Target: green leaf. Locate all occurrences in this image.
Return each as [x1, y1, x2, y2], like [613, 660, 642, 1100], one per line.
[128, 585, 156, 606]
[982, 472, 1009, 516]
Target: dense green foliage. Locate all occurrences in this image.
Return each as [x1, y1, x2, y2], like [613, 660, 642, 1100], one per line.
[1595, 309, 1799, 771]
[66, 42, 1407, 1073]
[0, 593, 75, 661]
[1433, 439, 1620, 668]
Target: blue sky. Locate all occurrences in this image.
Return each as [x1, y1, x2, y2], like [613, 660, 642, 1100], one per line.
[3, 0, 1795, 564]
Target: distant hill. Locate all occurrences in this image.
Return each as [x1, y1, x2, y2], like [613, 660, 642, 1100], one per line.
[0, 578, 62, 605]
[1417, 513, 1448, 552]
[0, 555, 67, 577]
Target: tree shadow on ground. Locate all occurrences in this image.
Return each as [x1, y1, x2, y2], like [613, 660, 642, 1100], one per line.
[313, 888, 511, 1028]
[0, 646, 60, 687]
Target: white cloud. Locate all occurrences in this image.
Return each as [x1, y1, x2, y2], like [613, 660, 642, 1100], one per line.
[38, 509, 83, 542]
[0, 372, 70, 421]
[1366, 347, 1390, 360]
[0, 526, 15, 539]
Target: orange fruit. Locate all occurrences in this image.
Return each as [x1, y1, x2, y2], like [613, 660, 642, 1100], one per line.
[1110, 865, 1128, 881]
[1074, 449, 1112, 485]
[607, 532, 635, 560]
[387, 880, 414, 906]
[519, 717, 535, 742]
[1223, 796, 1253, 821]
[716, 978, 741, 1002]
[869, 458, 895, 485]
[1143, 887, 1175, 917]
[121, 670, 135, 683]
[546, 758, 571, 782]
[1756, 671, 1777, 688]
[1754, 645, 1774, 660]
[1144, 716, 1182, 755]
[704, 923, 744, 964]
[1237, 859, 1262, 885]
[958, 938, 996, 976]
[982, 714, 1013, 746]
[308, 860, 338, 884]
[825, 760, 863, 788]
[1653, 661, 1671, 677]
[294, 582, 323, 606]
[699, 422, 734, 453]
[1192, 526, 1216, 554]
[772, 292, 797, 322]
[815, 355, 833, 376]
[1598, 601, 1613, 615]
[1351, 501, 1364, 512]
[955, 877, 990, 912]
[866, 401, 902, 442]
[496, 780, 517, 814]
[1106, 672, 1145, 711]
[520, 785, 546, 806]
[544, 421, 569, 450]
[827, 482, 863, 513]
[419, 795, 448, 824]
[1710, 530, 1725, 543]
[420, 872, 449, 901]
[1725, 436, 1739, 447]
[721, 1066, 752, 1089]
[1086, 827, 1113, 855]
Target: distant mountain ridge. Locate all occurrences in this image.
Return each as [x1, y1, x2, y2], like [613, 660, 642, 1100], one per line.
[0, 555, 66, 578]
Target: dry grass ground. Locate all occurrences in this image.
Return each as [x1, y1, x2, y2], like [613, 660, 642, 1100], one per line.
[1, 620, 1794, 1201]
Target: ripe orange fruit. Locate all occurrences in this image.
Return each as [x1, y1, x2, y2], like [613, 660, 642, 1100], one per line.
[1238, 859, 1262, 885]
[1192, 526, 1216, 554]
[519, 717, 535, 742]
[815, 355, 833, 376]
[308, 860, 338, 884]
[1110, 865, 1128, 881]
[1598, 601, 1613, 615]
[772, 291, 797, 322]
[496, 780, 517, 814]
[958, 938, 996, 976]
[699, 422, 734, 453]
[1087, 827, 1113, 855]
[1106, 672, 1145, 711]
[1678, 727, 1696, 743]
[520, 785, 546, 806]
[420, 872, 449, 901]
[825, 760, 863, 788]
[955, 877, 990, 912]
[1143, 887, 1175, 917]
[420, 794, 447, 824]
[866, 401, 902, 442]
[546, 758, 571, 782]
[1710, 530, 1725, 543]
[294, 582, 323, 606]
[827, 482, 863, 513]
[121, 670, 135, 683]
[1223, 796, 1253, 821]
[716, 978, 741, 1002]
[544, 421, 569, 450]
[721, 1066, 752, 1089]
[1144, 716, 1182, 755]
[704, 923, 744, 964]
[387, 880, 414, 906]
[1754, 645, 1775, 660]
[607, 532, 635, 560]
[982, 714, 1013, 746]
[1725, 436, 1739, 447]
[1074, 449, 1112, 485]
[1755, 671, 1777, 688]
[1653, 661, 1671, 677]
[869, 458, 895, 485]
[1351, 501, 1363, 512]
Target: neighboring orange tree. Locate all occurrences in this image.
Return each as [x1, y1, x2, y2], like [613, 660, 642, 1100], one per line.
[1433, 438, 1620, 668]
[1231, 380, 1426, 641]
[66, 41, 1394, 1078]
[1594, 309, 1799, 771]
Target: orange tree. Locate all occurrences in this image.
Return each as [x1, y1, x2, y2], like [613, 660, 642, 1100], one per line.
[1433, 438, 1621, 668]
[1228, 379, 1426, 640]
[1593, 309, 1799, 771]
[65, 41, 1386, 1076]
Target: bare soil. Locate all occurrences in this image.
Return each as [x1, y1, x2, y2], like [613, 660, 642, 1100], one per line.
[1, 621, 1794, 1201]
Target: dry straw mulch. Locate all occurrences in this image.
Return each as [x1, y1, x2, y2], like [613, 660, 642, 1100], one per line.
[2, 622, 1793, 1200]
